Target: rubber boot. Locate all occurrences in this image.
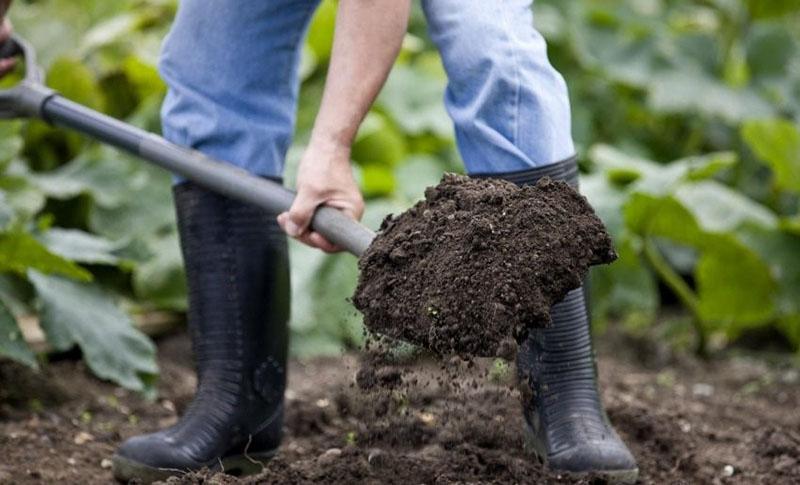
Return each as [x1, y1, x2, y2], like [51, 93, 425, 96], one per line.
[112, 181, 290, 484]
[479, 157, 639, 483]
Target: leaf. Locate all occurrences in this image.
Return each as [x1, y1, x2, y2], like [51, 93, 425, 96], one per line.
[737, 224, 800, 317]
[80, 12, 140, 53]
[306, 0, 337, 64]
[33, 146, 144, 208]
[590, 237, 659, 328]
[89, 166, 175, 240]
[0, 121, 24, 170]
[46, 57, 105, 111]
[0, 298, 37, 369]
[29, 271, 158, 391]
[581, 171, 630, 239]
[377, 66, 453, 137]
[696, 235, 776, 326]
[37, 228, 122, 265]
[673, 181, 777, 233]
[132, 230, 187, 311]
[0, 161, 47, 217]
[351, 113, 408, 167]
[746, 0, 800, 19]
[648, 68, 774, 123]
[589, 145, 736, 195]
[624, 192, 704, 246]
[747, 25, 797, 80]
[625, 191, 777, 326]
[359, 164, 396, 199]
[741, 119, 800, 193]
[0, 230, 91, 281]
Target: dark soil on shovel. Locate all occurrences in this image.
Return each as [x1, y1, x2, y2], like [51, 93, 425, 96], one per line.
[2, 330, 799, 484]
[353, 174, 617, 357]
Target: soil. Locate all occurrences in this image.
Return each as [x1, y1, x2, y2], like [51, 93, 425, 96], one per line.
[2, 330, 799, 484]
[353, 174, 617, 357]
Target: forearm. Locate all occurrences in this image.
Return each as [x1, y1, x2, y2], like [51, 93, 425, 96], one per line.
[310, 0, 411, 151]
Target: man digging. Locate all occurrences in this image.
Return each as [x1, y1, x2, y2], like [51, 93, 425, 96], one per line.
[1, 0, 639, 482]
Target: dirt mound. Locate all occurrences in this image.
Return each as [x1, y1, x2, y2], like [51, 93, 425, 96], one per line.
[353, 173, 616, 357]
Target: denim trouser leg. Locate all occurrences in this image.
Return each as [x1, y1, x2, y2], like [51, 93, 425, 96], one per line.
[158, 0, 321, 178]
[421, 0, 575, 174]
[159, 0, 573, 178]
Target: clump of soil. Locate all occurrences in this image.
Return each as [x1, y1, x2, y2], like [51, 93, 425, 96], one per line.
[353, 173, 616, 357]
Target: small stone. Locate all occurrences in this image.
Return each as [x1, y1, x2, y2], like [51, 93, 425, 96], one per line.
[419, 412, 435, 424]
[317, 448, 342, 466]
[367, 449, 386, 468]
[692, 383, 714, 397]
[315, 398, 330, 408]
[100, 458, 113, 470]
[722, 465, 735, 477]
[74, 431, 95, 445]
[67, 458, 77, 466]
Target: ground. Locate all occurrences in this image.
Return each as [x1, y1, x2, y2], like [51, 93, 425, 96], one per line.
[1, 330, 799, 484]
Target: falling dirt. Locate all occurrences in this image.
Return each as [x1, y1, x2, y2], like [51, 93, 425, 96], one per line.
[353, 174, 616, 357]
[2, 330, 799, 484]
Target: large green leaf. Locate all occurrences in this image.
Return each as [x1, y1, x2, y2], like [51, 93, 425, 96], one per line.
[33, 147, 144, 208]
[590, 145, 736, 195]
[0, 298, 37, 368]
[0, 161, 47, 217]
[37, 228, 122, 265]
[741, 119, 800, 193]
[696, 235, 776, 326]
[625, 191, 777, 325]
[377, 66, 452, 138]
[132, 230, 187, 311]
[648, 68, 774, 123]
[29, 271, 158, 391]
[673, 181, 777, 233]
[0, 230, 91, 281]
[89, 166, 175, 240]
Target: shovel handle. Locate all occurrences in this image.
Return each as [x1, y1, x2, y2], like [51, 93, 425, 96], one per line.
[0, 35, 376, 257]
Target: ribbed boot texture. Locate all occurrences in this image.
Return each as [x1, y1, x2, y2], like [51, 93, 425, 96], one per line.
[113, 181, 290, 483]
[484, 157, 638, 482]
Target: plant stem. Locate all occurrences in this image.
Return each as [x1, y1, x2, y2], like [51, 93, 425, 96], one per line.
[642, 238, 708, 357]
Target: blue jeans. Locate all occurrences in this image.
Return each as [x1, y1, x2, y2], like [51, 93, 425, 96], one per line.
[159, 0, 574, 178]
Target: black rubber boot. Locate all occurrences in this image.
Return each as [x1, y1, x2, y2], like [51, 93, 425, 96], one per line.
[478, 157, 638, 483]
[112, 181, 290, 484]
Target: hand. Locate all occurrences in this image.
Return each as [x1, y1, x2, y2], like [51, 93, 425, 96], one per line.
[277, 137, 364, 253]
[0, 1, 15, 78]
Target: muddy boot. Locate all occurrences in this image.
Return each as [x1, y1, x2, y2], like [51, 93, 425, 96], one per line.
[485, 157, 639, 483]
[112, 181, 290, 484]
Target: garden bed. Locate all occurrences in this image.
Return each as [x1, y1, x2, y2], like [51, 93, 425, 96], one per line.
[1, 330, 798, 484]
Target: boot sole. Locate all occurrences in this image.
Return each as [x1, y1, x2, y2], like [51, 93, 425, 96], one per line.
[523, 424, 639, 485]
[111, 449, 277, 484]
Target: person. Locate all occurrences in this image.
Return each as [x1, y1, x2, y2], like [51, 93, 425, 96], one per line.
[1, 1, 639, 483]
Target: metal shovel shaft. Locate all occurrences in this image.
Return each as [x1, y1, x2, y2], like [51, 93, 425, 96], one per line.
[40, 95, 376, 257]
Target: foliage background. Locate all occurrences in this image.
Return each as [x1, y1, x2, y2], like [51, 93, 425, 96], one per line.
[0, 0, 798, 390]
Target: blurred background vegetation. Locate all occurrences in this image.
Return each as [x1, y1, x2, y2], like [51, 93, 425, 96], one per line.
[0, 0, 798, 391]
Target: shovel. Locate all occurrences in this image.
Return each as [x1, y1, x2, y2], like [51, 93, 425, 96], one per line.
[0, 34, 376, 256]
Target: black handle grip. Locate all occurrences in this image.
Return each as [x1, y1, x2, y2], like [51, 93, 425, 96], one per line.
[0, 37, 20, 59]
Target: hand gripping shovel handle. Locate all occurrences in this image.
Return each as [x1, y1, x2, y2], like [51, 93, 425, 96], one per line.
[0, 35, 376, 256]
